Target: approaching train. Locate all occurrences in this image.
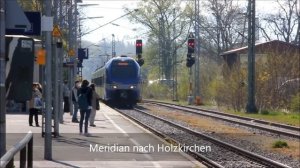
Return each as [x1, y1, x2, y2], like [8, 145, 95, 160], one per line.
[91, 55, 142, 107]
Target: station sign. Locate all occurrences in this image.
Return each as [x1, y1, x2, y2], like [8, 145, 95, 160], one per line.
[36, 49, 46, 65]
[78, 48, 89, 60]
[68, 49, 75, 57]
[6, 12, 42, 36]
[5, 0, 31, 35]
[52, 25, 61, 37]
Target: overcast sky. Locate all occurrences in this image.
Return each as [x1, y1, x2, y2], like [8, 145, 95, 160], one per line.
[79, 0, 141, 44]
[79, 0, 279, 44]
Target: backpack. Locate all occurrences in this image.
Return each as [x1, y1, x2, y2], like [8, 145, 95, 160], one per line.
[78, 92, 88, 110]
[33, 97, 43, 109]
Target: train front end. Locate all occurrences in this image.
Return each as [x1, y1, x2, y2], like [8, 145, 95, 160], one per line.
[105, 56, 141, 106]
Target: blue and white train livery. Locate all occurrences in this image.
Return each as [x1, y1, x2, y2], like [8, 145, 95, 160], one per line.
[91, 55, 141, 107]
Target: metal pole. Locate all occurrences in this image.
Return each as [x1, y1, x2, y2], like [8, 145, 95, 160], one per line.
[73, 0, 78, 84]
[58, 0, 63, 125]
[0, 0, 6, 158]
[172, 8, 178, 101]
[68, 0, 78, 116]
[67, 0, 73, 115]
[158, 18, 162, 79]
[112, 34, 115, 57]
[246, 0, 258, 113]
[194, 0, 201, 104]
[216, 14, 221, 56]
[44, 0, 53, 160]
[53, 0, 59, 137]
[298, 0, 300, 46]
[27, 137, 33, 168]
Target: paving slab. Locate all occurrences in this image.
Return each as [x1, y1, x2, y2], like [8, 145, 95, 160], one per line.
[5, 103, 206, 168]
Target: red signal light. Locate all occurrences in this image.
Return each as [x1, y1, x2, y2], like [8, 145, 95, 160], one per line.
[136, 39, 142, 54]
[188, 39, 194, 46]
[187, 38, 195, 53]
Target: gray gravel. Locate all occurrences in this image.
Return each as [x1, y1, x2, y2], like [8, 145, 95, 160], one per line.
[120, 109, 268, 168]
[137, 105, 300, 168]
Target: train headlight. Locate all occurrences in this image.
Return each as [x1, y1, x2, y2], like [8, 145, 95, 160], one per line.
[112, 85, 117, 89]
[130, 85, 135, 89]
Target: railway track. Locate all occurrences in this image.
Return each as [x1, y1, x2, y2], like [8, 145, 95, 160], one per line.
[115, 108, 292, 168]
[143, 100, 300, 139]
[115, 108, 224, 168]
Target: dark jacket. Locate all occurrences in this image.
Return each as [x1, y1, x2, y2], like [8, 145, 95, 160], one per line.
[78, 86, 92, 106]
[72, 87, 78, 102]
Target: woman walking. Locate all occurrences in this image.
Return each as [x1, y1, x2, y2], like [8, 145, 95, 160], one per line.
[28, 83, 42, 127]
[77, 80, 92, 135]
[89, 83, 100, 127]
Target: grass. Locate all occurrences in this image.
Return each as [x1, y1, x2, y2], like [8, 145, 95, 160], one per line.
[144, 98, 300, 127]
[224, 110, 300, 127]
[272, 140, 289, 148]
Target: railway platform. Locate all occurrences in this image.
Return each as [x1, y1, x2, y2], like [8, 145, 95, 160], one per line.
[5, 103, 205, 168]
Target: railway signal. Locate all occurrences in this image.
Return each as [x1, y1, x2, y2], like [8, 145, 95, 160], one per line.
[136, 39, 144, 66]
[136, 39, 142, 54]
[186, 36, 195, 67]
[187, 38, 195, 54]
[137, 54, 144, 66]
[186, 53, 195, 67]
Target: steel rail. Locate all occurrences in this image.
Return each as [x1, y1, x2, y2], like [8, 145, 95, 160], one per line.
[115, 108, 224, 168]
[143, 100, 300, 139]
[144, 100, 300, 131]
[131, 108, 291, 168]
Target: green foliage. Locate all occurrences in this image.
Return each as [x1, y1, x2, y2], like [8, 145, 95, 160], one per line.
[18, 0, 42, 11]
[208, 63, 247, 111]
[290, 93, 300, 113]
[272, 140, 289, 148]
[142, 83, 171, 100]
[177, 67, 189, 100]
[125, 0, 192, 79]
[260, 109, 270, 115]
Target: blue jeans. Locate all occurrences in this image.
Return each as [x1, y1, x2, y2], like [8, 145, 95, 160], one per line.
[79, 109, 91, 133]
[72, 102, 79, 121]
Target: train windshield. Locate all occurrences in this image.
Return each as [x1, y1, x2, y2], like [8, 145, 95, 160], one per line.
[111, 61, 137, 79]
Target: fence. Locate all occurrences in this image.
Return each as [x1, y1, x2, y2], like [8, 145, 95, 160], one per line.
[0, 131, 33, 168]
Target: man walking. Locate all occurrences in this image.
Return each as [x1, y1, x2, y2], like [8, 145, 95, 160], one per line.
[61, 80, 70, 123]
[72, 81, 80, 123]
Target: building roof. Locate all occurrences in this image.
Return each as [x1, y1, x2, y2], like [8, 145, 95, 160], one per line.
[220, 40, 299, 56]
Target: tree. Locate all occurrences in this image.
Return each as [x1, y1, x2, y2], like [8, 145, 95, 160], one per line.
[259, 0, 299, 43]
[18, 0, 42, 11]
[125, 0, 192, 80]
[199, 0, 247, 61]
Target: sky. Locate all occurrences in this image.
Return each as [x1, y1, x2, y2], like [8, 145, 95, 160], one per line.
[79, 0, 141, 45]
[79, 0, 280, 45]
[80, 0, 284, 79]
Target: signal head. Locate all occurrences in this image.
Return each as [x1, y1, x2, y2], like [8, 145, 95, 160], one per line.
[136, 39, 143, 54]
[187, 38, 195, 54]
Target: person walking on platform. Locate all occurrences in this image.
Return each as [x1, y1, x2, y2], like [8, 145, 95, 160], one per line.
[72, 81, 80, 123]
[77, 80, 93, 135]
[28, 83, 42, 127]
[63, 80, 71, 115]
[89, 83, 100, 127]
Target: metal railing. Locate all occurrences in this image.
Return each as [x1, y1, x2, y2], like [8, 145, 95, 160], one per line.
[0, 131, 33, 168]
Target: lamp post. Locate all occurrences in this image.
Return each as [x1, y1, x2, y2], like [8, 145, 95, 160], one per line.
[0, 0, 6, 158]
[112, 34, 116, 57]
[194, 0, 201, 105]
[44, 0, 52, 160]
